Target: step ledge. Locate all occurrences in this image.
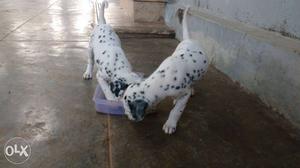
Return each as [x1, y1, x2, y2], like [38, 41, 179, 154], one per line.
[188, 7, 300, 55]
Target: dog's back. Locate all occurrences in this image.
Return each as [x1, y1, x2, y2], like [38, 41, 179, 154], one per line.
[91, 24, 121, 48]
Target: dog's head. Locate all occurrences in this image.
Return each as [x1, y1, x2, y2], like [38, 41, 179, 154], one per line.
[110, 78, 129, 97]
[122, 83, 149, 122]
[110, 72, 144, 98]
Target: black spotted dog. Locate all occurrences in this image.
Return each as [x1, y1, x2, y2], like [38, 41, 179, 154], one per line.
[83, 0, 142, 100]
[122, 7, 209, 134]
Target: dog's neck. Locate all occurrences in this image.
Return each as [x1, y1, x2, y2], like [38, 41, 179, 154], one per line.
[137, 81, 165, 107]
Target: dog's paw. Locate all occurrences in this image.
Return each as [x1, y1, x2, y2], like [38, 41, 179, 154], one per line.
[163, 120, 177, 134]
[83, 71, 92, 80]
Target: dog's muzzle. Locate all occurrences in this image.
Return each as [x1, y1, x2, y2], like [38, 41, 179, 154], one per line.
[131, 112, 145, 122]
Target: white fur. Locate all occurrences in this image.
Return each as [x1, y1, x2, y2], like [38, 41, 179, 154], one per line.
[83, 0, 142, 100]
[122, 7, 209, 134]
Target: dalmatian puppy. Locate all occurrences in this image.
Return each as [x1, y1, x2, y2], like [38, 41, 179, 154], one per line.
[121, 7, 209, 134]
[83, 0, 142, 100]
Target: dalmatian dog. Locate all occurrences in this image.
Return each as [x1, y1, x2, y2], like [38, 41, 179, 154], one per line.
[83, 0, 142, 100]
[121, 7, 209, 134]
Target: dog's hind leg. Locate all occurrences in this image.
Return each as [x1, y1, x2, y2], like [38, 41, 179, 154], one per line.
[163, 89, 192, 134]
[97, 75, 118, 101]
[83, 46, 94, 80]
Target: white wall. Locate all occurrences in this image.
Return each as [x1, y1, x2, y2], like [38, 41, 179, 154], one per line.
[167, 0, 300, 39]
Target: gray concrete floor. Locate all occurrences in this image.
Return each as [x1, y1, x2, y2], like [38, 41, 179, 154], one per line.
[0, 0, 299, 168]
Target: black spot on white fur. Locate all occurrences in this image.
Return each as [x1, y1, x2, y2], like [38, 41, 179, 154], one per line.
[110, 79, 129, 97]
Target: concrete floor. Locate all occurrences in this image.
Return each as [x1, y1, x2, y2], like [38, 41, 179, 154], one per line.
[0, 0, 299, 167]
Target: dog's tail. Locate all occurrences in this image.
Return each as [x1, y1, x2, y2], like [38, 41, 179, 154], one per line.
[95, 0, 108, 24]
[182, 6, 190, 40]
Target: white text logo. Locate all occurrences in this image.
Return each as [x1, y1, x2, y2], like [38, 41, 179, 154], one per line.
[4, 137, 31, 164]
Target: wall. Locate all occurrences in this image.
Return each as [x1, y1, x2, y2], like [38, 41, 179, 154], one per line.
[165, 0, 300, 127]
[120, 0, 134, 18]
[120, 0, 166, 23]
[166, 0, 300, 39]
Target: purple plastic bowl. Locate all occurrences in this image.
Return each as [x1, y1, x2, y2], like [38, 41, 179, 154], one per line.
[93, 85, 124, 115]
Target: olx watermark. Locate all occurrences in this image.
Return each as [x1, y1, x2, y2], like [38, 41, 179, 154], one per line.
[4, 137, 31, 164]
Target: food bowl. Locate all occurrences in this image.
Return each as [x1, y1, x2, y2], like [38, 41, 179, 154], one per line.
[93, 85, 124, 115]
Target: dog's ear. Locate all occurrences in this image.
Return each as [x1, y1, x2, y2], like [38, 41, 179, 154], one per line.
[128, 99, 148, 121]
[110, 80, 129, 97]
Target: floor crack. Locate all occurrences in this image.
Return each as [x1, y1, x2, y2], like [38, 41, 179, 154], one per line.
[107, 114, 113, 168]
[0, 0, 60, 41]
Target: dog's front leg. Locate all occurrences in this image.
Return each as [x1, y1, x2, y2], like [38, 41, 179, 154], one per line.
[163, 89, 192, 134]
[83, 46, 94, 80]
[97, 76, 118, 101]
